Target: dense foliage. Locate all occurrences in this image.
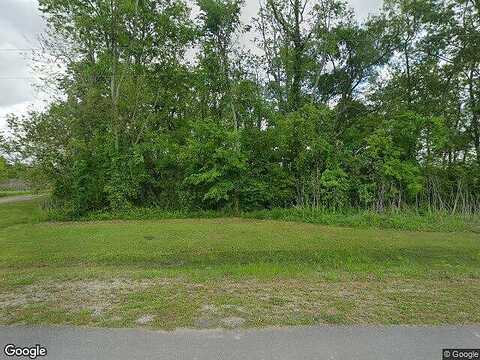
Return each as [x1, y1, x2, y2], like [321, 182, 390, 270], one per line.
[1, 0, 479, 215]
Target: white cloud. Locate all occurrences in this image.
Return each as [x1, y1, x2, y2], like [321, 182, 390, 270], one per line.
[349, 0, 383, 19]
[0, 0, 45, 130]
[240, 0, 383, 23]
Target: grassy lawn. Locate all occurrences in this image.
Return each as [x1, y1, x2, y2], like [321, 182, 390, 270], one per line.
[0, 198, 46, 228]
[0, 190, 32, 198]
[0, 199, 479, 329]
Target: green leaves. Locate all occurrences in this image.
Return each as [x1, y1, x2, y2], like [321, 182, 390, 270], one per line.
[181, 120, 246, 209]
[0, 157, 8, 182]
[197, 0, 242, 35]
[4, 0, 480, 214]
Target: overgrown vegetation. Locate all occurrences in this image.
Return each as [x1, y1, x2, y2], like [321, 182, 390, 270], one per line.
[243, 208, 480, 232]
[45, 205, 480, 232]
[1, 0, 480, 217]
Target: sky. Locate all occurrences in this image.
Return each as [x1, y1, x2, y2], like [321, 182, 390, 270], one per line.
[0, 0, 383, 131]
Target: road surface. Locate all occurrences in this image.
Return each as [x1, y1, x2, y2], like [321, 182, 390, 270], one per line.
[1, 325, 479, 359]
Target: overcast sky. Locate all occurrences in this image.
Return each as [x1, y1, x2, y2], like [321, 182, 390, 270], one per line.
[0, 0, 383, 130]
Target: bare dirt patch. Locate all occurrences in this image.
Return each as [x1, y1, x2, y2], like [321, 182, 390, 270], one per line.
[0, 279, 159, 321]
[136, 315, 155, 325]
[1, 277, 480, 328]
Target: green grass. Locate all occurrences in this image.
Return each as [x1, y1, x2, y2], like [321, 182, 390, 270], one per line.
[0, 198, 46, 228]
[2, 218, 480, 277]
[55, 206, 480, 233]
[0, 190, 32, 198]
[1, 199, 480, 329]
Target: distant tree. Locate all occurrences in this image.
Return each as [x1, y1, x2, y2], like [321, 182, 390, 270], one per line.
[0, 156, 7, 182]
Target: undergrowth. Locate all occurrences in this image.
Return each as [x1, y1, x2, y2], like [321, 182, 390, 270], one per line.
[46, 205, 480, 233]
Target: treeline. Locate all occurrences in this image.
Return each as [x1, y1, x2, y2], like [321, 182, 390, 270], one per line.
[0, 156, 29, 185]
[1, 0, 480, 215]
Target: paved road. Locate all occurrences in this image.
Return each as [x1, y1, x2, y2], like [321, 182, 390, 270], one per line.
[1, 325, 479, 359]
[0, 195, 41, 204]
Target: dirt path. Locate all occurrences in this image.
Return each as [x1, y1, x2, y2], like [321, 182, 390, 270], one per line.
[0, 194, 40, 204]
